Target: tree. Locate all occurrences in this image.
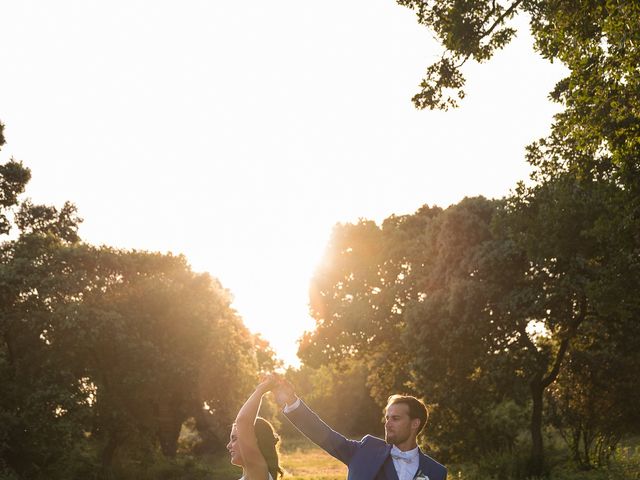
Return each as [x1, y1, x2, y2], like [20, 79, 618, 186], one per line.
[300, 198, 530, 459]
[504, 174, 639, 471]
[48, 248, 261, 468]
[0, 155, 87, 478]
[398, 0, 639, 189]
[547, 316, 640, 469]
[389, 3, 640, 474]
[398, 1, 640, 245]
[300, 205, 443, 403]
[253, 333, 284, 375]
[282, 360, 383, 439]
[402, 197, 531, 461]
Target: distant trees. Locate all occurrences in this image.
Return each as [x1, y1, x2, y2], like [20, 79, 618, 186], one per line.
[300, 182, 640, 475]
[64, 249, 258, 466]
[282, 359, 382, 439]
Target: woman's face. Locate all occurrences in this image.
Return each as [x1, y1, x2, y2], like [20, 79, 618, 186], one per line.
[226, 425, 243, 466]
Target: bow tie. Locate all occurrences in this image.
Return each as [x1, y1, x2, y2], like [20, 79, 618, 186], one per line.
[391, 451, 414, 464]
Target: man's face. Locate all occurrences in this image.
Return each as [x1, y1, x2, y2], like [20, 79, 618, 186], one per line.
[384, 402, 418, 447]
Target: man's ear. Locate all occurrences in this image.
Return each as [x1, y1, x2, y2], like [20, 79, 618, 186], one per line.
[411, 418, 421, 432]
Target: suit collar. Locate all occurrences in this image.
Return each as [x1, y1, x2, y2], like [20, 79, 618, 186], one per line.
[417, 450, 439, 479]
[355, 441, 392, 480]
[383, 454, 400, 480]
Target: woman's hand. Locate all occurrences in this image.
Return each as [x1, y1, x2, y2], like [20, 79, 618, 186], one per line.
[256, 373, 281, 394]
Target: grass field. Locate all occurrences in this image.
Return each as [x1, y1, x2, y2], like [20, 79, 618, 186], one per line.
[279, 443, 346, 480]
[208, 436, 346, 480]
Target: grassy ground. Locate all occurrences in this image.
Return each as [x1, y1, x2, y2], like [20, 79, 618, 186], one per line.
[208, 436, 346, 480]
[279, 438, 346, 480]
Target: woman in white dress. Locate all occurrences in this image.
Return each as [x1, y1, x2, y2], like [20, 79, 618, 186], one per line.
[227, 376, 283, 480]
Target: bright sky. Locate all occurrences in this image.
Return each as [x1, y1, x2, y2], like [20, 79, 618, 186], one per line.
[0, 1, 565, 366]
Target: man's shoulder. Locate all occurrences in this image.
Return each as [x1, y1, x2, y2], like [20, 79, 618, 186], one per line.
[418, 450, 448, 477]
[351, 435, 391, 464]
[360, 434, 386, 446]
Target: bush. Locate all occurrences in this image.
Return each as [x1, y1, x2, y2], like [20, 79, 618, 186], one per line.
[444, 436, 640, 480]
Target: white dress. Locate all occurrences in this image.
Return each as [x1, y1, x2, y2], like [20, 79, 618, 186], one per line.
[239, 474, 274, 480]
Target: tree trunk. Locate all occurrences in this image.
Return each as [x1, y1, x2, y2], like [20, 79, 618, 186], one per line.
[529, 378, 545, 477]
[157, 400, 183, 457]
[100, 430, 121, 476]
[524, 313, 582, 477]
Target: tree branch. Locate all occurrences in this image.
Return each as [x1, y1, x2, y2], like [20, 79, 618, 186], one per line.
[541, 294, 588, 389]
[480, 0, 524, 38]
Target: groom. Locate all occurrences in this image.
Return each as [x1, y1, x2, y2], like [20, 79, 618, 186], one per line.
[273, 379, 447, 480]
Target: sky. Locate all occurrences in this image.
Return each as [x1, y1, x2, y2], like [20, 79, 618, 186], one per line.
[0, 1, 566, 366]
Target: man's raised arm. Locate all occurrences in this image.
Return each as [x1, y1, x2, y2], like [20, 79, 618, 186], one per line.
[272, 377, 359, 465]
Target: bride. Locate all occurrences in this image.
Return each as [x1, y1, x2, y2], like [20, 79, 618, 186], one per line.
[227, 376, 283, 480]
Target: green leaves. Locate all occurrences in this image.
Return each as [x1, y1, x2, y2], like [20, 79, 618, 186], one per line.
[0, 160, 31, 235]
[398, 0, 522, 110]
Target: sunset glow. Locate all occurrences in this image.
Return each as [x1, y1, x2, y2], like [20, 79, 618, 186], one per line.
[0, 1, 566, 365]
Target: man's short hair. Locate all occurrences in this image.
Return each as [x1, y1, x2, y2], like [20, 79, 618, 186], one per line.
[385, 394, 429, 434]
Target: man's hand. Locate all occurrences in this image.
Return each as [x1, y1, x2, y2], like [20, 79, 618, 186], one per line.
[272, 377, 297, 408]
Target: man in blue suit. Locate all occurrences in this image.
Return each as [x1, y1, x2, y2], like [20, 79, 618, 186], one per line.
[273, 380, 447, 480]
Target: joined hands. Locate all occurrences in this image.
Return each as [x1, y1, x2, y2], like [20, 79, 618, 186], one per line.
[257, 373, 297, 407]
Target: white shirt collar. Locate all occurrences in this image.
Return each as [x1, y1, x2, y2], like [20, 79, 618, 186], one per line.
[390, 445, 419, 460]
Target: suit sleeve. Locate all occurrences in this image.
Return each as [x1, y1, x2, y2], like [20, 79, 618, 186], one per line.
[284, 399, 359, 465]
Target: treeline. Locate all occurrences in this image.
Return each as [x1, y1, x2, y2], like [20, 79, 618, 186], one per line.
[297, 187, 640, 476]
[0, 124, 278, 479]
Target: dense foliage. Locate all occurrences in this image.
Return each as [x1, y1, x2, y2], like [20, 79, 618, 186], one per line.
[300, 189, 639, 476]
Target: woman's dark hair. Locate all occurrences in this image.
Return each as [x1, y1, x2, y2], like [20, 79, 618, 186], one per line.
[254, 417, 283, 479]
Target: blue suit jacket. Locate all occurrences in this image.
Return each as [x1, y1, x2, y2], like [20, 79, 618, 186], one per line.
[285, 400, 447, 480]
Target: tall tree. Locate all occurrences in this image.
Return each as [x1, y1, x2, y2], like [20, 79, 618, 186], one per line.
[0, 155, 86, 478]
[300, 205, 443, 403]
[547, 315, 640, 469]
[50, 248, 260, 467]
[300, 198, 527, 459]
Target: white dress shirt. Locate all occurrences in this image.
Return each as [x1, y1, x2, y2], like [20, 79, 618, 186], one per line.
[390, 445, 420, 480]
[283, 397, 301, 413]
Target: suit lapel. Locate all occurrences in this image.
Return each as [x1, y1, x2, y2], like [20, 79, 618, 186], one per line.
[383, 455, 400, 480]
[359, 442, 394, 480]
[417, 450, 438, 480]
